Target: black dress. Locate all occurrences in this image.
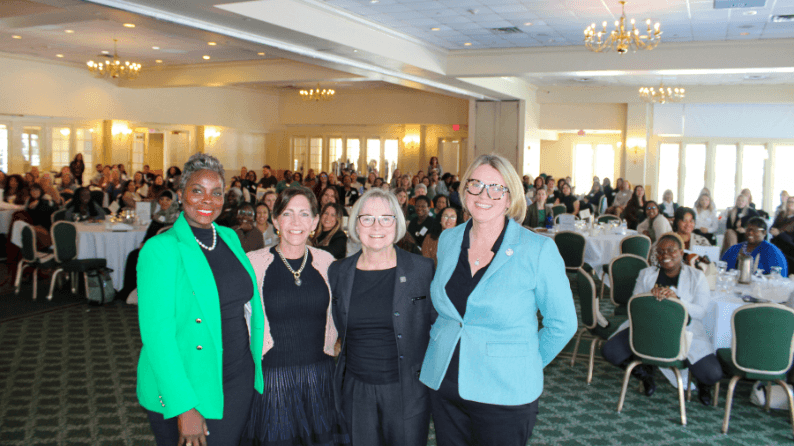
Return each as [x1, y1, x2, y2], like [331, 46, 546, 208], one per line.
[244, 247, 350, 446]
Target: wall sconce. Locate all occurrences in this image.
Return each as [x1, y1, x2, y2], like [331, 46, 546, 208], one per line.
[403, 134, 420, 150]
[59, 128, 71, 137]
[111, 123, 132, 140]
[205, 127, 221, 144]
[626, 138, 646, 165]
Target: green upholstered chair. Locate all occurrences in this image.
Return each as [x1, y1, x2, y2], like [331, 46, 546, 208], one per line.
[601, 234, 653, 295]
[597, 214, 620, 224]
[603, 254, 648, 315]
[51, 209, 68, 224]
[717, 304, 794, 436]
[552, 204, 567, 217]
[597, 195, 609, 216]
[14, 222, 56, 299]
[47, 221, 107, 301]
[617, 293, 691, 426]
[570, 268, 628, 384]
[554, 230, 587, 271]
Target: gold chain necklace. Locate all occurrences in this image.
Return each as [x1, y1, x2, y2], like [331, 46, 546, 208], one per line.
[276, 245, 308, 286]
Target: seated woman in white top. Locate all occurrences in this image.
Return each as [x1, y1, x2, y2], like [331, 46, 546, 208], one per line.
[659, 190, 678, 224]
[636, 201, 672, 244]
[693, 193, 718, 245]
[602, 233, 722, 406]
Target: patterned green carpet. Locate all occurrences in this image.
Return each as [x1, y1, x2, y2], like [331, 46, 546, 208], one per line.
[1, 277, 792, 445]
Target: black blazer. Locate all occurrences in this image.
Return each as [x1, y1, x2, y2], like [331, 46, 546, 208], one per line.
[329, 247, 435, 421]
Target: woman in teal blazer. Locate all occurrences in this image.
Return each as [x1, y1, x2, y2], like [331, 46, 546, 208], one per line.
[137, 153, 265, 446]
[420, 154, 578, 446]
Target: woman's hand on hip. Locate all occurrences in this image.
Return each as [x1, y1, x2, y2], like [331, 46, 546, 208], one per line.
[177, 408, 208, 446]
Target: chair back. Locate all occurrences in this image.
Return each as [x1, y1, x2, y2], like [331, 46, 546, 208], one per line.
[554, 213, 580, 225]
[90, 190, 104, 207]
[51, 221, 78, 263]
[576, 268, 598, 329]
[598, 195, 608, 215]
[731, 304, 794, 376]
[552, 204, 567, 217]
[20, 224, 37, 262]
[628, 293, 689, 362]
[597, 214, 620, 224]
[620, 234, 652, 260]
[608, 254, 649, 307]
[51, 209, 68, 224]
[554, 230, 586, 269]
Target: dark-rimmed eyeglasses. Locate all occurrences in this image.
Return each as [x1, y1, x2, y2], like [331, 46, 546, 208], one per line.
[358, 215, 396, 227]
[465, 179, 509, 200]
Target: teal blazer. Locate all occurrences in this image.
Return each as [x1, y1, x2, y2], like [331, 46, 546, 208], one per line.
[419, 219, 577, 405]
[136, 213, 265, 419]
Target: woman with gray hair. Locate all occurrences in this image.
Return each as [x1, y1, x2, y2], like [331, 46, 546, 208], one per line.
[329, 188, 435, 445]
[137, 153, 266, 446]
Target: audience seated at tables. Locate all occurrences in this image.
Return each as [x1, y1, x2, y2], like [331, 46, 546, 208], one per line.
[310, 202, 347, 260]
[523, 187, 548, 228]
[582, 180, 604, 214]
[602, 177, 614, 206]
[257, 165, 278, 189]
[771, 196, 794, 268]
[130, 171, 149, 199]
[24, 183, 55, 248]
[674, 207, 711, 251]
[555, 182, 580, 215]
[622, 185, 647, 230]
[142, 190, 179, 242]
[147, 175, 167, 200]
[4, 174, 28, 205]
[407, 196, 439, 248]
[694, 193, 718, 245]
[422, 206, 460, 265]
[232, 202, 264, 253]
[65, 187, 106, 222]
[637, 200, 672, 244]
[659, 190, 678, 224]
[254, 202, 277, 248]
[612, 179, 632, 208]
[721, 217, 788, 276]
[165, 166, 181, 191]
[775, 191, 790, 219]
[721, 193, 759, 257]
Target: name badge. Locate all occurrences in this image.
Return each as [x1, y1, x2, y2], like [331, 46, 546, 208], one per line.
[419, 227, 428, 236]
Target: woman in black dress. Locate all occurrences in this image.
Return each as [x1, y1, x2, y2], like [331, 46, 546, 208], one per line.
[310, 202, 348, 260]
[244, 187, 350, 446]
[554, 182, 580, 215]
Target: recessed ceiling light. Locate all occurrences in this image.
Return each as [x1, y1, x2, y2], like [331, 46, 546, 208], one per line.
[152, 46, 159, 50]
[743, 10, 757, 15]
[370, 0, 379, 3]
[431, 27, 440, 31]
[740, 32, 750, 35]
[257, 52, 265, 55]
[64, 30, 74, 34]
[353, 49, 358, 52]
[123, 23, 135, 28]
[524, 22, 533, 26]
[56, 54, 64, 58]
[101, 50, 110, 54]
[202, 55, 210, 60]
[11, 35, 21, 39]
[155, 59, 162, 63]
[207, 41, 217, 46]
[464, 42, 472, 46]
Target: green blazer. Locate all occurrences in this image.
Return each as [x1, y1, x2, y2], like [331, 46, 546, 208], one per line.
[136, 213, 265, 420]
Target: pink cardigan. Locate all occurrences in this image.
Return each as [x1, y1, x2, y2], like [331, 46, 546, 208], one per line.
[246, 246, 338, 358]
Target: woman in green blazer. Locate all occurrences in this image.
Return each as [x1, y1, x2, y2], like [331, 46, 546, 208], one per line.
[137, 153, 265, 446]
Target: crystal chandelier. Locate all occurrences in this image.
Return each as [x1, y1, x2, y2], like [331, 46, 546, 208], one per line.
[87, 39, 142, 80]
[299, 84, 335, 102]
[584, 1, 661, 54]
[639, 82, 685, 104]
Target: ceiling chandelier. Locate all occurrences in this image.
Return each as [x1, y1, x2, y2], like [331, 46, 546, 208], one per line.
[299, 84, 335, 102]
[639, 82, 685, 104]
[584, 1, 662, 54]
[86, 39, 142, 80]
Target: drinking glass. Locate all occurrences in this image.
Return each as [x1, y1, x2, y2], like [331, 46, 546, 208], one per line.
[716, 260, 728, 275]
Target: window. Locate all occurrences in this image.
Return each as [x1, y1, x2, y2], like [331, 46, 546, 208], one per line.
[291, 137, 307, 172]
[594, 144, 615, 183]
[657, 143, 680, 204]
[713, 144, 737, 210]
[22, 127, 41, 166]
[682, 144, 706, 207]
[346, 138, 360, 172]
[309, 137, 323, 172]
[0, 125, 8, 173]
[329, 138, 343, 174]
[366, 138, 381, 176]
[741, 144, 766, 209]
[51, 128, 71, 169]
[132, 133, 145, 173]
[774, 145, 794, 211]
[384, 139, 399, 183]
[573, 143, 593, 193]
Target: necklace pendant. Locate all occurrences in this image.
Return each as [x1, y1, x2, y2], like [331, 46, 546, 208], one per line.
[474, 259, 480, 266]
[295, 277, 302, 287]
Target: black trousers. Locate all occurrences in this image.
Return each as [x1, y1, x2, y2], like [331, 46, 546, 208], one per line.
[430, 379, 539, 446]
[602, 329, 723, 386]
[342, 374, 429, 446]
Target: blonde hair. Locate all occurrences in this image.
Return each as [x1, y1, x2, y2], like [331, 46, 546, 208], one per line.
[458, 154, 527, 222]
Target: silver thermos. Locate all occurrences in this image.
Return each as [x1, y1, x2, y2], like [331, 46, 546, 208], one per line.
[737, 254, 753, 284]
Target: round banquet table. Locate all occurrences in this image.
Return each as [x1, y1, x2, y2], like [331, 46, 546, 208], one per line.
[539, 228, 637, 277]
[75, 222, 146, 288]
[0, 204, 23, 234]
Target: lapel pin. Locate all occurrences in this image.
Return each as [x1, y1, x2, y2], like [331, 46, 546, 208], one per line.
[506, 248, 514, 256]
[400, 276, 407, 283]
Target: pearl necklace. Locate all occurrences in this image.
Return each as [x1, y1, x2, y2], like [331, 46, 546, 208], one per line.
[276, 245, 308, 286]
[195, 225, 217, 251]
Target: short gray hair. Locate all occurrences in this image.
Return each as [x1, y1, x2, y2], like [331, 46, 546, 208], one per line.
[414, 183, 427, 193]
[347, 189, 407, 245]
[179, 153, 226, 192]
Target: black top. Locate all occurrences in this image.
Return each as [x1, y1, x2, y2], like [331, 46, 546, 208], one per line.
[559, 194, 578, 213]
[261, 247, 328, 367]
[408, 216, 439, 248]
[27, 199, 55, 230]
[191, 226, 254, 382]
[655, 269, 681, 289]
[441, 219, 508, 387]
[316, 229, 348, 260]
[258, 176, 278, 189]
[345, 267, 399, 384]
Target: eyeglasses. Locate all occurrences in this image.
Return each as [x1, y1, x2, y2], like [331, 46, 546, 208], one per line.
[358, 215, 396, 227]
[646, 206, 657, 211]
[465, 179, 509, 200]
[656, 247, 680, 256]
[442, 215, 457, 221]
[237, 210, 254, 217]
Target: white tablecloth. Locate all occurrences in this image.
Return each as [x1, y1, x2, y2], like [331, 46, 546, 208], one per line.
[0, 204, 23, 234]
[541, 229, 638, 277]
[75, 223, 146, 288]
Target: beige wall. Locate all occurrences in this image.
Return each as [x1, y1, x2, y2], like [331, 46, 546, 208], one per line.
[540, 103, 627, 132]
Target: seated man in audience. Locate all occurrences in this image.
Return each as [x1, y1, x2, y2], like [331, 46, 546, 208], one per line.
[721, 217, 788, 276]
[407, 196, 439, 249]
[341, 174, 360, 206]
[233, 202, 264, 253]
[257, 165, 278, 189]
